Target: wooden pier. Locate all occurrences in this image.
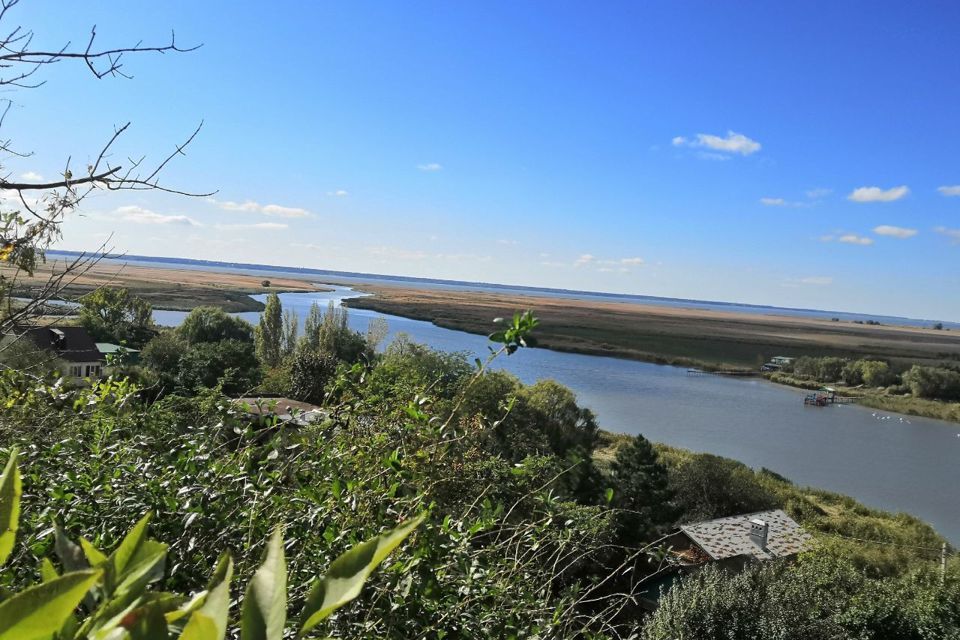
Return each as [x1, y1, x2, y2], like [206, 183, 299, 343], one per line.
[804, 387, 856, 407]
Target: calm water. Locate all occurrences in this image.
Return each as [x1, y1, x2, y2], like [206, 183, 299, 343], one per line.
[155, 288, 960, 543]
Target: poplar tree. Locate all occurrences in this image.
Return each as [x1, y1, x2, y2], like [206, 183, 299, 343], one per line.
[282, 309, 299, 358]
[302, 302, 323, 350]
[255, 293, 283, 368]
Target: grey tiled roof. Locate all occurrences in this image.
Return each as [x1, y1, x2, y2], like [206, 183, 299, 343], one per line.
[680, 509, 812, 561]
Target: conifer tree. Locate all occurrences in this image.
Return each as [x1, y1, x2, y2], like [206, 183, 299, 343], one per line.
[610, 434, 676, 541]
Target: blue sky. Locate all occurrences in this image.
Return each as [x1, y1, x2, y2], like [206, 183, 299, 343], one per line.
[8, 1, 960, 320]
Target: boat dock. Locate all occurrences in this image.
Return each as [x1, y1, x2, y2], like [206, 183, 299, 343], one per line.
[804, 387, 856, 407]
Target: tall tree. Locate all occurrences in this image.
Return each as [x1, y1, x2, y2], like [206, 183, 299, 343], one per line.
[78, 287, 155, 347]
[282, 309, 299, 359]
[365, 317, 389, 353]
[316, 301, 368, 363]
[609, 434, 675, 541]
[317, 301, 347, 355]
[254, 293, 283, 367]
[301, 302, 323, 350]
[178, 306, 253, 344]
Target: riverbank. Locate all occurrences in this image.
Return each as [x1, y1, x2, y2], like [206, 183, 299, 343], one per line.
[593, 431, 952, 574]
[344, 283, 960, 369]
[3, 260, 326, 313]
[765, 372, 960, 423]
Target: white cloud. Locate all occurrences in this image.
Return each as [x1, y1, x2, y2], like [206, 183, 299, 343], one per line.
[417, 163, 443, 172]
[935, 226, 960, 243]
[620, 257, 644, 265]
[214, 200, 261, 212]
[327, 189, 349, 197]
[116, 205, 199, 226]
[873, 225, 917, 239]
[540, 261, 566, 268]
[260, 204, 310, 218]
[938, 185, 960, 197]
[497, 239, 518, 246]
[210, 198, 310, 218]
[838, 234, 874, 246]
[799, 276, 833, 286]
[674, 130, 760, 156]
[216, 222, 288, 231]
[19, 171, 43, 181]
[695, 131, 761, 155]
[573, 254, 595, 267]
[761, 196, 810, 208]
[806, 187, 832, 199]
[847, 185, 909, 203]
[696, 151, 732, 161]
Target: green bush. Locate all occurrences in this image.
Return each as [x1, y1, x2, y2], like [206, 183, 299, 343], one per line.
[902, 365, 960, 401]
[0, 448, 422, 639]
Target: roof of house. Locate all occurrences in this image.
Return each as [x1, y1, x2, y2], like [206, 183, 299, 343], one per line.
[234, 397, 327, 426]
[95, 343, 140, 355]
[22, 326, 104, 363]
[679, 509, 812, 562]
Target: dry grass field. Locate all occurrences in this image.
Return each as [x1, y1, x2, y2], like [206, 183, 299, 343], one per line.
[345, 283, 960, 368]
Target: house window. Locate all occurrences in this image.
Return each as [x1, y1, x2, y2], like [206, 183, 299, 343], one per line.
[85, 365, 101, 377]
[69, 365, 82, 377]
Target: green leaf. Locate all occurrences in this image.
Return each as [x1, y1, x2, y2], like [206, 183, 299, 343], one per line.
[80, 537, 108, 567]
[298, 515, 424, 636]
[39, 558, 58, 583]
[0, 569, 100, 640]
[178, 553, 232, 640]
[0, 448, 21, 567]
[109, 513, 152, 581]
[241, 526, 287, 640]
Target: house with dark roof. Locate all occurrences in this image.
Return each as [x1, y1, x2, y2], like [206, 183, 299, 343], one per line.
[19, 326, 106, 381]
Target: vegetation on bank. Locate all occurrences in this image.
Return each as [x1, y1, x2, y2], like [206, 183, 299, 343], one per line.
[1, 288, 957, 637]
[766, 355, 960, 423]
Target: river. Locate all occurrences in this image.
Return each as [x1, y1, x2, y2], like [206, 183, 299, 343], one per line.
[154, 287, 960, 543]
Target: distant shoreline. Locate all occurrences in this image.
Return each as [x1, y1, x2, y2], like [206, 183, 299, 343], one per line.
[46, 250, 960, 330]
